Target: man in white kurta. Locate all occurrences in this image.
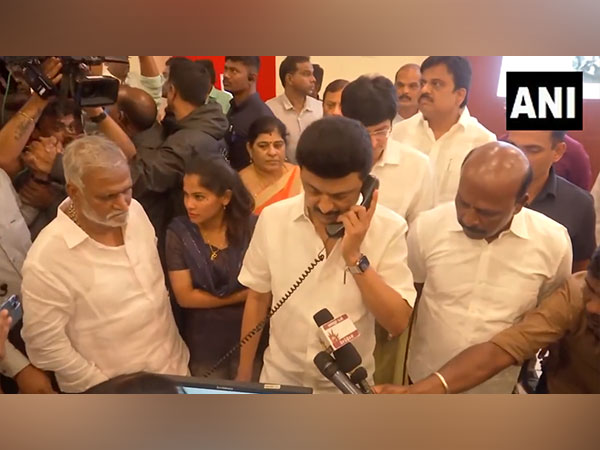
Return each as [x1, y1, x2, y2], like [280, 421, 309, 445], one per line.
[406, 142, 572, 393]
[21, 136, 189, 393]
[236, 117, 416, 393]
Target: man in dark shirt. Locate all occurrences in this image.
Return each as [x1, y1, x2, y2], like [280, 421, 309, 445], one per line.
[130, 59, 228, 241]
[223, 56, 273, 171]
[506, 130, 596, 272]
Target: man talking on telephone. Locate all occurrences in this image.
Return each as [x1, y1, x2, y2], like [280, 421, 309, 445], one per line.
[235, 116, 416, 393]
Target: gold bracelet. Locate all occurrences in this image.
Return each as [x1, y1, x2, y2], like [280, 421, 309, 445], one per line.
[18, 111, 35, 123]
[433, 371, 450, 394]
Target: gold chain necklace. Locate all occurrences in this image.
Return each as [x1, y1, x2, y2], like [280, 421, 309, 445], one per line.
[207, 243, 220, 261]
[198, 228, 225, 261]
[67, 202, 81, 227]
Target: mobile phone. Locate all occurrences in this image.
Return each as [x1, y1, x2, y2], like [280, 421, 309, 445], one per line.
[0, 295, 23, 329]
[326, 175, 380, 238]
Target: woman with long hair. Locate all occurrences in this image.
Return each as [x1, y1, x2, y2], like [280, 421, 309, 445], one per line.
[166, 155, 257, 379]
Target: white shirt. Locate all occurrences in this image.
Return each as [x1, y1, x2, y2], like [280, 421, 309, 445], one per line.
[238, 194, 416, 393]
[391, 109, 496, 205]
[125, 72, 164, 107]
[21, 199, 190, 393]
[392, 113, 406, 125]
[407, 202, 572, 393]
[266, 94, 323, 164]
[372, 138, 435, 225]
[0, 170, 31, 378]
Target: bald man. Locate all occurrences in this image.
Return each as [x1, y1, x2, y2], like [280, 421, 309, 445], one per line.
[393, 64, 421, 124]
[107, 85, 161, 149]
[405, 142, 572, 393]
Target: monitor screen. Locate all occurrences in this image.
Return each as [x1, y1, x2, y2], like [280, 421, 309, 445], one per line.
[167, 375, 313, 394]
[179, 386, 252, 395]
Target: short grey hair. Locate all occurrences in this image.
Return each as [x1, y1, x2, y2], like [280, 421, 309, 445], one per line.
[63, 135, 128, 189]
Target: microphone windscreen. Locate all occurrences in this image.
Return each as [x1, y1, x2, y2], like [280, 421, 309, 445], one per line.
[334, 343, 362, 372]
[313, 308, 334, 326]
[313, 351, 338, 378]
[350, 366, 368, 384]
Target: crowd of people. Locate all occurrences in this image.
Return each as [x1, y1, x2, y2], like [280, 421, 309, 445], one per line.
[0, 55, 597, 394]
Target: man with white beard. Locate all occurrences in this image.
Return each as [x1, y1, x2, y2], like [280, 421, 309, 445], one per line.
[21, 135, 189, 393]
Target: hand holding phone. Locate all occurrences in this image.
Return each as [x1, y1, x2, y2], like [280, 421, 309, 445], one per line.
[0, 295, 23, 329]
[326, 175, 379, 239]
[336, 184, 379, 266]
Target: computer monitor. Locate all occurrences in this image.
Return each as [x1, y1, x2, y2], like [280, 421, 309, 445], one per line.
[167, 375, 313, 394]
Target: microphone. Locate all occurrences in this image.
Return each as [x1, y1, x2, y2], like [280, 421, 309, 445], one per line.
[313, 308, 362, 373]
[314, 308, 374, 394]
[313, 351, 362, 394]
[350, 367, 374, 394]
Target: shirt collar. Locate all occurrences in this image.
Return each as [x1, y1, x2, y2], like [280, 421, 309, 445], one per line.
[374, 139, 402, 167]
[56, 199, 131, 249]
[533, 166, 558, 202]
[419, 106, 472, 133]
[448, 204, 530, 240]
[230, 92, 260, 112]
[290, 194, 311, 222]
[281, 94, 315, 113]
[56, 199, 89, 249]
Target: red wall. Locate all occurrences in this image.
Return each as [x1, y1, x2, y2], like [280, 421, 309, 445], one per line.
[466, 56, 600, 181]
[186, 56, 276, 102]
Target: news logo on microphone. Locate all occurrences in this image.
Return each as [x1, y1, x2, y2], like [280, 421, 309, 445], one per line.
[506, 71, 583, 131]
[318, 313, 360, 353]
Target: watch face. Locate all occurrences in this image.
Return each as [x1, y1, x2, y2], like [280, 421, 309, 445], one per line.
[358, 255, 369, 272]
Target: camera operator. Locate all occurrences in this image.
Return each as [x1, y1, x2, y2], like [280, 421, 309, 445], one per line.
[0, 57, 139, 238]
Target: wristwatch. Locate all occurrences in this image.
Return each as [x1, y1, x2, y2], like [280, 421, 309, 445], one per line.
[347, 254, 370, 274]
[88, 110, 107, 124]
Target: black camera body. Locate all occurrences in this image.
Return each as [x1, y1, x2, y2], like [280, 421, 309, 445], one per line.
[1, 56, 127, 107]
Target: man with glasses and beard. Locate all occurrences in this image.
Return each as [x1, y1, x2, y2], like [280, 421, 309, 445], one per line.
[21, 135, 189, 393]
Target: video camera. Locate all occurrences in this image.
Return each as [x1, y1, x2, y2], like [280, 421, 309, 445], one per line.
[0, 56, 127, 107]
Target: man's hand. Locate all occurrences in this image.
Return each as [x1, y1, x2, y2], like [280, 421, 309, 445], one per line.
[19, 178, 58, 209]
[83, 106, 104, 118]
[338, 190, 379, 265]
[0, 310, 11, 361]
[372, 384, 410, 394]
[14, 364, 56, 394]
[33, 57, 63, 100]
[22, 136, 61, 175]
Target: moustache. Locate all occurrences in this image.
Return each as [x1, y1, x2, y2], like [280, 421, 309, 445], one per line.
[458, 219, 486, 236]
[419, 94, 433, 102]
[399, 94, 412, 101]
[314, 206, 340, 219]
[107, 211, 128, 220]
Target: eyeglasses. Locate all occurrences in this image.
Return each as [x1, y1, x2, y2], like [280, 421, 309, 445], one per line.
[368, 127, 391, 138]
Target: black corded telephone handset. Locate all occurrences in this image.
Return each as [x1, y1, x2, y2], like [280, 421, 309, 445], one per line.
[201, 175, 380, 378]
[326, 175, 380, 238]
